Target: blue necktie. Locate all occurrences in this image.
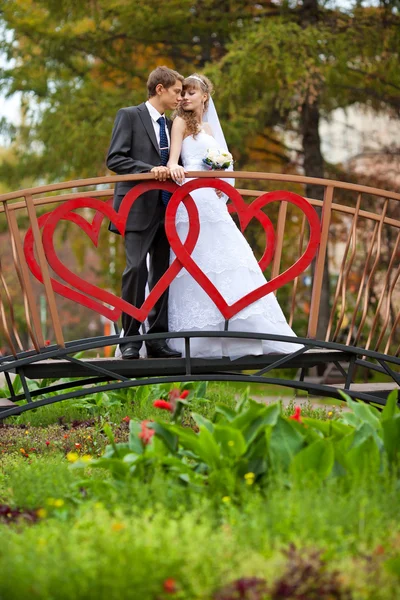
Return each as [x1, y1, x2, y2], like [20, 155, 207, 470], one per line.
[157, 116, 171, 206]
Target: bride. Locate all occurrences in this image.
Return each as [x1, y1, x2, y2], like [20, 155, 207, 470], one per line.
[166, 73, 300, 358]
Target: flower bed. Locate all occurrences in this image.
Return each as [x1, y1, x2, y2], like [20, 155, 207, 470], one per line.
[1, 382, 400, 598]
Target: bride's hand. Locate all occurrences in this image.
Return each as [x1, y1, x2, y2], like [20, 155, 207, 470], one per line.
[168, 163, 186, 184]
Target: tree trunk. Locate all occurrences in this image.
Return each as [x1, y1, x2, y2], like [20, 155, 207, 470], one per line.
[299, 0, 331, 342]
[301, 98, 331, 342]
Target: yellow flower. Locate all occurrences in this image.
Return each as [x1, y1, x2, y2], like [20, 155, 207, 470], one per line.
[81, 455, 92, 462]
[66, 452, 79, 463]
[222, 496, 231, 503]
[111, 522, 125, 532]
[19, 448, 26, 454]
[36, 508, 47, 519]
[25, 430, 30, 435]
[53, 499, 64, 508]
[328, 411, 333, 417]
[244, 472, 255, 485]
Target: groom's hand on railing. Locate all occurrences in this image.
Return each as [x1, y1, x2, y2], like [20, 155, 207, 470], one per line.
[151, 166, 170, 181]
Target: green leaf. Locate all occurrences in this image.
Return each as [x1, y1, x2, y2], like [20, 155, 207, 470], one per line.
[302, 417, 351, 440]
[243, 403, 281, 445]
[128, 421, 144, 455]
[268, 416, 305, 471]
[291, 438, 334, 481]
[231, 400, 278, 434]
[381, 389, 400, 421]
[346, 436, 380, 475]
[214, 404, 237, 422]
[191, 412, 214, 433]
[194, 381, 208, 398]
[90, 457, 130, 479]
[166, 423, 221, 469]
[194, 427, 221, 468]
[102, 422, 115, 443]
[235, 387, 250, 412]
[382, 414, 400, 465]
[214, 425, 247, 458]
[103, 443, 132, 459]
[161, 456, 205, 484]
[333, 431, 355, 470]
[149, 421, 178, 454]
[344, 396, 382, 430]
[339, 412, 361, 428]
[353, 422, 383, 451]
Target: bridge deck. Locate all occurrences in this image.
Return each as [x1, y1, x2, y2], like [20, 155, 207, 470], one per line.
[16, 349, 350, 378]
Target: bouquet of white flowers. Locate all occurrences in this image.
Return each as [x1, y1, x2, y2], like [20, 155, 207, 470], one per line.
[202, 148, 234, 170]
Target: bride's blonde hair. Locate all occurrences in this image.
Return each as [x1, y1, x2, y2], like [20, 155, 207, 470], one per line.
[173, 73, 213, 138]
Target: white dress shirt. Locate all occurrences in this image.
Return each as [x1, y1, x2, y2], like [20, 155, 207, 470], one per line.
[145, 101, 170, 148]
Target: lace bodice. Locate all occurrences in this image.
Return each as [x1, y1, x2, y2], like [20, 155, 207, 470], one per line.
[181, 131, 219, 170]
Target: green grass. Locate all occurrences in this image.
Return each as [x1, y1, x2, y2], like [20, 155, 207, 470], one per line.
[1, 462, 400, 599]
[1, 381, 399, 599]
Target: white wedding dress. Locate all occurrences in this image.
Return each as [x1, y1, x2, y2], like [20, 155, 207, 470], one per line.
[167, 131, 301, 359]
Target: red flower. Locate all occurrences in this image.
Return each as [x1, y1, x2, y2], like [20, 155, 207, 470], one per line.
[163, 578, 177, 594]
[44, 340, 51, 346]
[179, 390, 189, 400]
[75, 443, 81, 449]
[138, 420, 155, 445]
[153, 400, 173, 412]
[122, 416, 131, 423]
[289, 406, 302, 423]
[45, 441, 50, 446]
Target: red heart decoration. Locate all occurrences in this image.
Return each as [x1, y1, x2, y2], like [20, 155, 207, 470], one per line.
[25, 182, 200, 322]
[165, 179, 321, 320]
[227, 200, 276, 271]
[24, 204, 121, 321]
[25, 179, 320, 324]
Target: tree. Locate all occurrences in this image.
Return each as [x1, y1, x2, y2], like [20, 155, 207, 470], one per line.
[0, 0, 281, 183]
[205, 1, 399, 338]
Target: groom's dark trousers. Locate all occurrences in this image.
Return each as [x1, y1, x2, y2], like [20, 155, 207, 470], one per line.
[106, 103, 171, 349]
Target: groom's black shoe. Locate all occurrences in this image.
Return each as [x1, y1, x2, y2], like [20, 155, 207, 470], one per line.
[121, 344, 140, 360]
[146, 342, 181, 359]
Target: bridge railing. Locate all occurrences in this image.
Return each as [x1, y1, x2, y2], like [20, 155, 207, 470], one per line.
[0, 172, 399, 360]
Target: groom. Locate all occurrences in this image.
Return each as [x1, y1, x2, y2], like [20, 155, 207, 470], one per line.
[106, 66, 184, 359]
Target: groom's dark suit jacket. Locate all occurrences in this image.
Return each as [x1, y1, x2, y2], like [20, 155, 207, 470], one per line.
[106, 102, 172, 232]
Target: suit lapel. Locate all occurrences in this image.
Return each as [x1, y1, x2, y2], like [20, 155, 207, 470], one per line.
[137, 103, 160, 156]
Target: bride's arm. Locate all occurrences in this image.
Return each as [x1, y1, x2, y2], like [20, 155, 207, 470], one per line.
[167, 117, 186, 184]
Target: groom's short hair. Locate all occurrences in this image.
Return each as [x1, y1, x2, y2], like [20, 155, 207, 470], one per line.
[147, 66, 183, 98]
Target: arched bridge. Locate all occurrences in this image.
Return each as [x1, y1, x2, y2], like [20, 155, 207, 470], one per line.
[0, 172, 398, 418]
